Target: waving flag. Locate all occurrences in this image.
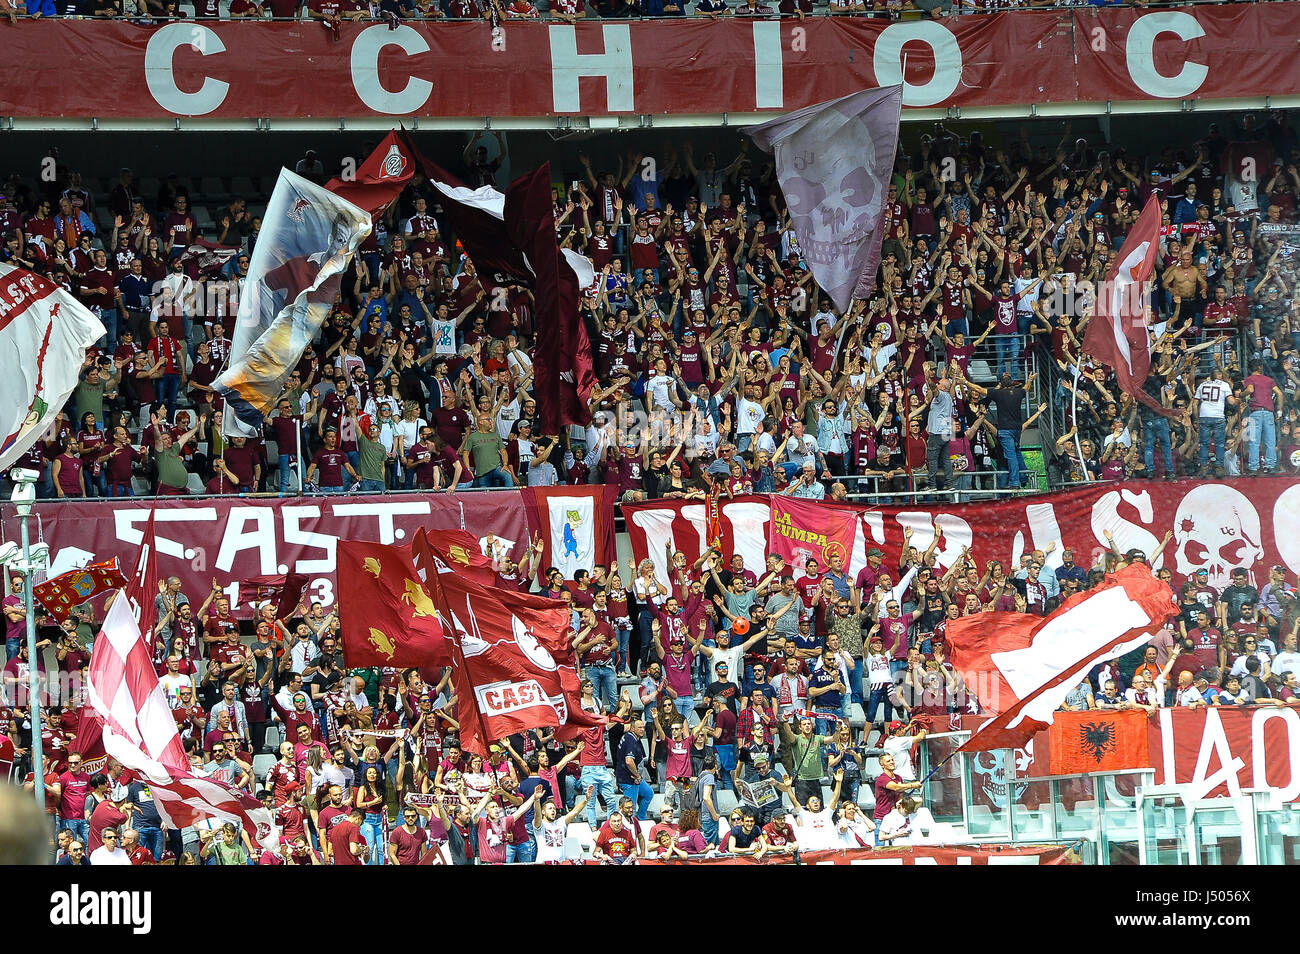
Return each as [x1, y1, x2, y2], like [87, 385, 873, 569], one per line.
[404, 139, 595, 432]
[769, 496, 860, 578]
[749, 86, 903, 310]
[422, 548, 600, 756]
[956, 566, 1175, 755]
[238, 573, 309, 621]
[32, 559, 127, 622]
[86, 592, 279, 851]
[0, 263, 106, 470]
[326, 129, 415, 217]
[214, 170, 371, 438]
[336, 539, 449, 667]
[1081, 195, 1172, 416]
[176, 239, 241, 276]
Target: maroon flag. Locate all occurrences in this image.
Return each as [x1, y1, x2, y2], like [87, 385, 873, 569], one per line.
[415, 528, 497, 587]
[504, 163, 596, 432]
[32, 559, 127, 622]
[125, 509, 159, 642]
[336, 539, 450, 667]
[749, 86, 903, 310]
[177, 239, 240, 277]
[239, 573, 309, 621]
[423, 550, 600, 756]
[1082, 195, 1172, 416]
[325, 129, 414, 216]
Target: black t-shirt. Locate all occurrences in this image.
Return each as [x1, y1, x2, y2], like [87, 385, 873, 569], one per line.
[127, 781, 163, 828]
[728, 824, 761, 849]
[987, 387, 1026, 431]
[704, 681, 739, 713]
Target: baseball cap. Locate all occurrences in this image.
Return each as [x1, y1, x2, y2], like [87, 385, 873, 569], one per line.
[887, 720, 906, 732]
[867, 547, 884, 558]
[284, 782, 301, 794]
[753, 753, 770, 764]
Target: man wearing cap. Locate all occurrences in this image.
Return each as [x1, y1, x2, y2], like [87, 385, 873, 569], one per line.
[854, 547, 886, 600]
[1260, 565, 1292, 627]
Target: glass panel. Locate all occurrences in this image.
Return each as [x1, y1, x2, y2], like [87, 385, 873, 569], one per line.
[964, 748, 1012, 838]
[1141, 794, 1188, 865]
[1054, 776, 1100, 841]
[1099, 774, 1142, 865]
[1012, 780, 1055, 842]
[917, 734, 966, 825]
[1194, 807, 1245, 865]
[1255, 805, 1300, 865]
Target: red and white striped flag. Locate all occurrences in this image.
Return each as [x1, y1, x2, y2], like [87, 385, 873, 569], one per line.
[955, 565, 1175, 755]
[87, 592, 279, 850]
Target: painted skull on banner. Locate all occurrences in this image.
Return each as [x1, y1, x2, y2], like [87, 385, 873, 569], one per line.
[1172, 484, 1264, 590]
[970, 742, 1034, 810]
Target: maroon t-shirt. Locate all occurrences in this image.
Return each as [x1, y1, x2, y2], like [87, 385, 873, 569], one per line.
[873, 772, 901, 821]
[312, 448, 348, 486]
[388, 825, 429, 865]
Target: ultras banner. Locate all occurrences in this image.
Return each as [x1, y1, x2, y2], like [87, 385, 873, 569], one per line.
[622, 478, 1300, 596]
[1, 6, 1297, 119]
[0, 487, 613, 619]
[617, 844, 1079, 865]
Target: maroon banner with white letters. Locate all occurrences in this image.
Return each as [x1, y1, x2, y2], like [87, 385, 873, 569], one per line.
[0, 489, 608, 619]
[1151, 706, 1300, 802]
[624, 478, 1300, 598]
[0, 6, 1296, 120]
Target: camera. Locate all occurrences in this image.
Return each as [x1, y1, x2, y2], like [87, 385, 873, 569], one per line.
[8, 468, 40, 484]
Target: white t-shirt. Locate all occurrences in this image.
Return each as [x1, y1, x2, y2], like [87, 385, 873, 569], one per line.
[533, 817, 570, 863]
[784, 434, 819, 468]
[736, 398, 765, 436]
[1194, 378, 1233, 420]
[647, 374, 677, 411]
[1272, 651, 1300, 678]
[882, 735, 918, 781]
[159, 672, 193, 708]
[794, 806, 838, 851]
[706, 645, 745, 687]
[837, 814, 875, 849]
[89, 845, 132, 865]
[866, 652, 892, 688]
[878, 808, 913, 845]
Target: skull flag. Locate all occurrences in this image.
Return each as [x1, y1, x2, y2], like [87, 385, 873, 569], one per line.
[336, 540, 449, 667]
[748, 86, 903, 311]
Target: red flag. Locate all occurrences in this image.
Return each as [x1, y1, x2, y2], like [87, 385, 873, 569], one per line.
[325, 129, 415, 216]
[86, 592, 279, 850]
[1081, 195, 1173, 417]
[504, 163, 596, 432]
[423, 550, 600, 756]
[416, 529, 497, 587]
[32, 559, 127, 622]
[1048, 710, 1149, 775]
[768, 495, 860, 574]
[336, 540, 450, 667]
[956, 566, 1175, 755]
[176, 239, 240, 277]
[239, 573, 309, 621]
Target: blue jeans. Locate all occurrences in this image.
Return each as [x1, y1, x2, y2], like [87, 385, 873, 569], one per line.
[359, 478, 386, 494]
[996, 428, 1022, 488]
[1246, 409, 1277, 472]
[472, 467, 514, 488]
[1198, 417, 1227, 470]
[995, 333, 1020, 379]
[507, 836, 537, 864]
[673, 696, 696, 720]
[620, 780, 654, 819]
[715, 744, 736, 790]
[1144, 417, 1173, 476]
[135, 825, 164, 861]
[278, 454, 296, 494]
[615, 627, 630, 672]
[701, 812, 719, 846]
[6, 637, 22, 662]
[360, 812, 385, 864]
[61, 817, 88, 846]
[585, 664, 617, 713]
[865, 686, 893, 724]
[158, 373, 180, 416]
[579, 766, 618, 828]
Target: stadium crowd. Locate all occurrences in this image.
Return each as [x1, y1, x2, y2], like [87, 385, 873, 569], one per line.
[4, 496, 1298, 865]
[1, 113, 1297, 508]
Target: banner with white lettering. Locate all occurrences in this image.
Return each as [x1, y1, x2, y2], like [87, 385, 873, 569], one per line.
[0, 490, 607, 619]
[623, 479, 1300, 595]
[1, 8, 1296, 120]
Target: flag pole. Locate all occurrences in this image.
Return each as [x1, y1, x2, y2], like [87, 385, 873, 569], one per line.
[1070, 361, 1090, 483]
[295, 422, 304, 497]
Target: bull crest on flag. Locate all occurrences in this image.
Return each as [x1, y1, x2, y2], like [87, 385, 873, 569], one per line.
[368, 627, 397, 661]
[401, 578, 438, 618]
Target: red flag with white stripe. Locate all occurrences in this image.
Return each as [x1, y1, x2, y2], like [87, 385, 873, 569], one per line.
[86, 592, 279, 850]
[955, 565, 1175, 755]
[1081, 195, 1173, 417]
